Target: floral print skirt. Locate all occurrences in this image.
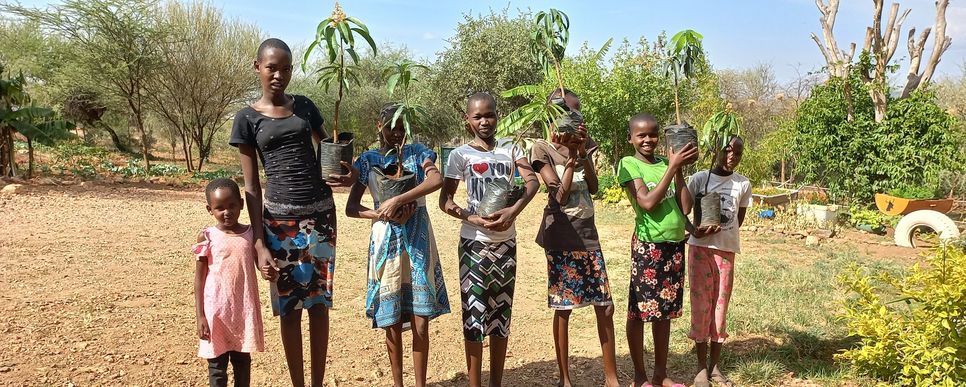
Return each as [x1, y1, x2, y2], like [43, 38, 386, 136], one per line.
[627, 236, 685, 322]
[546, 249, 613, 310]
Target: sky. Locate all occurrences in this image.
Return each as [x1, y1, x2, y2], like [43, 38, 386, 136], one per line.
[11, 0, 966, 83]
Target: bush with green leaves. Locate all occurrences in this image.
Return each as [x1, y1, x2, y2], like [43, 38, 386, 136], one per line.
[888, 183, 943, 200]
[792, 74, 964, 203]
[836, 243, 966, 385]
[46, 142, 109, 177]
[848, 206, 900, 228]
[191, 168, 241, 181]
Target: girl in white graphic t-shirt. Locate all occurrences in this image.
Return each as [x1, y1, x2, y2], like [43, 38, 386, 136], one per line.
[685, 136, 752, 387]
[438, 92, 539, 387]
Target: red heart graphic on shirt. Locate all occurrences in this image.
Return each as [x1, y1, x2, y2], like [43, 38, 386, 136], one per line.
[471, 163, 489, 175]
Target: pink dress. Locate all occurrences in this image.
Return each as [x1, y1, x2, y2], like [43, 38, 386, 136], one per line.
[193, 225, 265, 358]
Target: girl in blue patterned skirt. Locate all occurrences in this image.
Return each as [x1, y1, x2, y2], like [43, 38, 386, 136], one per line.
[346, 103, 450, 387]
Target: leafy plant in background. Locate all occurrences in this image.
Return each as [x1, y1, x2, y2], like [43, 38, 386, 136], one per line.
[665, 29, 704, 125]
[1, 63, 73, 178]
[497, 9, 574, 145]
[793, 73, 965, 203]
[888, 183, 942, 200]
[303, 1, 377, 140]
[849, 206, 900, 227]
[837, 243, 966, 385]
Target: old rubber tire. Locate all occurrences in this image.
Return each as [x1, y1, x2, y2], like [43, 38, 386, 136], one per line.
[893, 210, 961, 248]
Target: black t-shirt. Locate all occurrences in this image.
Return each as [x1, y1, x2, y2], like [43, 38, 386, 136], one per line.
[229, 95, 331, 207]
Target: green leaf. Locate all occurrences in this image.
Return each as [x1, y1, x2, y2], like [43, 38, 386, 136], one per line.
[501, 84, 544, 98]
[324, 27, 337, 63]
[336, 21, 353, 46]
[386, 73, 400, 97]
[345, 48, 360, 65]
[349, 27, 377, 55]
[302, 40, 319, 73]
[391, 105, 405, 128]
[345, 16, 369, 35]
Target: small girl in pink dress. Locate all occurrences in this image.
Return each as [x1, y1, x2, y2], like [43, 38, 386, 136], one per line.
[193, 178, 265, 387]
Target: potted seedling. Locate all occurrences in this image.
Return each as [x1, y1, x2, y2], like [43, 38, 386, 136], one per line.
[369, 60, 429, 203]
[303, 1, 377, 180]
[664, 29, 705, 152]
[484, 9, 581, 215]
[693, 110, 741, 230]
[476, 138, 526, 217]
[497, 8, 581, 146]
[849, 207, 888, 235]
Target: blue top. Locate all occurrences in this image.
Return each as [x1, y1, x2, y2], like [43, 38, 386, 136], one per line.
[353, 143, 437, 207]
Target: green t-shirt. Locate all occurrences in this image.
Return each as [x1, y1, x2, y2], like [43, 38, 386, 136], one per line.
[616, 156, 686, 242]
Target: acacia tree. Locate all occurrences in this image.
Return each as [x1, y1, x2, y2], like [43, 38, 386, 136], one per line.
[3, 0, 168, 169]
[811, 0, 952, 122]
[147, 0, 260, 171]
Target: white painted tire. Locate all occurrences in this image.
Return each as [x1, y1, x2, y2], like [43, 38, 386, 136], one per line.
[894, 210, 961, 248]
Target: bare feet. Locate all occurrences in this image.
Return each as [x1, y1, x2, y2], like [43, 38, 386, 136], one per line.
[693, 368, 710, 387]
[630, 373, 649, 387]
[650, 376, 684, 387]
[710, 366, 734, 387]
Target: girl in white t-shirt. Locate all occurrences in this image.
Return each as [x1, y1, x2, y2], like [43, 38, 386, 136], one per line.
[685, 136, 752, 387]
[438, 92, 539, 387]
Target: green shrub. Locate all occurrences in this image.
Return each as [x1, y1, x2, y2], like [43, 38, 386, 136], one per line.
[848, 207, 900, 228]
[836, 243, 966, 386]
[148, 163, 185, 176]
[192, 168, 241, 181]
[47, 142, 111, 177]
[888, 183, 942, 200]
[597, 172, 618, 190]
[793, 76, 964, 203]
[595, 185, 626, 204]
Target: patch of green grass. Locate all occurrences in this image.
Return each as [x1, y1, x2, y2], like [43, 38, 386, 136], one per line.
[731, 358, 785, 385]
[589, 202, 909, 385]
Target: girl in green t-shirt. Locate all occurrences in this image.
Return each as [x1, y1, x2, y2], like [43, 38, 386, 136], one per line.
[616, 113, 697, 387]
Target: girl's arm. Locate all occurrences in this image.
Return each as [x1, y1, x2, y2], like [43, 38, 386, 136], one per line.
[439, 177, 488, 227]
[377, 157, 443, 219]
[624, 169, 677, 212]
[239, 145, 277, 280]
[582, 155, 599, 195]
[536, 156, 574, 205]
[675, 169, 693, 215]
[577, 130, 598, 195]
[738, 206, 748, 227]
[194, 232, 210, 341]
[345, 182, 379, 220]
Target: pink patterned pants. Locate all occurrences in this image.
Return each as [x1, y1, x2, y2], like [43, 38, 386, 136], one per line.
[687, 245, 735, 343]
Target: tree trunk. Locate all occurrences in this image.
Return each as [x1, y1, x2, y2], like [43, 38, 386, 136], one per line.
[27, 137, 34, 179]
[871, 90, 887, 122]
[673, 72, 682, 125]
[180, 130, 194, 172]
[98, 122, 130, 153]
[780, 157, 787, 183]
[0, 126, 15, 177]
[196, 141, 209, 172]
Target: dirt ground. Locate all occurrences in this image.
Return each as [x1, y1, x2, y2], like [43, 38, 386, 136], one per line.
[0, 182, 915, 386]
